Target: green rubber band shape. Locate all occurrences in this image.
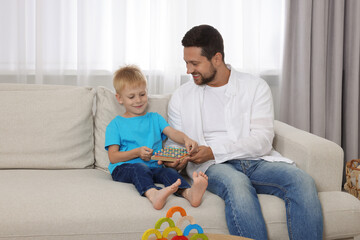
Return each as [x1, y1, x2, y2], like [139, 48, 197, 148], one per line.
[155, 217, 176, 229]
[190, 233, 209, 240]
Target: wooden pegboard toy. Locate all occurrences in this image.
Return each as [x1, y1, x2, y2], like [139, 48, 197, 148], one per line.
[151, 147, 189, 162]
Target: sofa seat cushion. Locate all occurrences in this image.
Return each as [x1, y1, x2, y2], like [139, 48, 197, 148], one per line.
[258, 191, 360, 240]
[1, 169, 359, 240]
[319, 191, 360, 239]
[0, 84, 95, 169]
[0, 169, 229, 239]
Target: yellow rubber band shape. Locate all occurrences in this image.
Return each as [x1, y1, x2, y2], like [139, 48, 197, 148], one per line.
[162, 226, 183, 238]
[141, 228, 163, 240]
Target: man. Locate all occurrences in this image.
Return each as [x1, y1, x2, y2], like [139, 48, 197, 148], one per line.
[165, 25, 323, 240]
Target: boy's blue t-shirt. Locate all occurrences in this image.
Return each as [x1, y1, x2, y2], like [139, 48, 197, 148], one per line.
[105, 112, 169, 174]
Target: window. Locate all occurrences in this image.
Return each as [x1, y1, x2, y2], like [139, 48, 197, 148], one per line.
[0, 0, 284, 96]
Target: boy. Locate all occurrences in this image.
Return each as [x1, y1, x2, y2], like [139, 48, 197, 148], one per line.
[105, 65, 208, 210]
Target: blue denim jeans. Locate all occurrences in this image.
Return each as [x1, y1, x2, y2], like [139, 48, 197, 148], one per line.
[206, 160, 323, 240]
[111, 163, 190, 196]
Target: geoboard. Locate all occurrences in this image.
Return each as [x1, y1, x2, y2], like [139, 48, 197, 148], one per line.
[151, 147, 188, 162]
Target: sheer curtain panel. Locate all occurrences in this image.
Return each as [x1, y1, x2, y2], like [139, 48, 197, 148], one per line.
[0, 0, 284, 95]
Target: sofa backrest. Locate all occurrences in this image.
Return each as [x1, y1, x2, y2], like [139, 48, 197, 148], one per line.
[0, 84, 171, 172]
[94, 86, 171, 172]
[0, 83, 95, 169]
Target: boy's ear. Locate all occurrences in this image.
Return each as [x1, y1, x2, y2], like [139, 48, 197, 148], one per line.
[115, 93, 123, 104]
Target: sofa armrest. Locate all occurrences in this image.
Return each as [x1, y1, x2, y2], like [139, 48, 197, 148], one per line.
[273, 120, 344, 192]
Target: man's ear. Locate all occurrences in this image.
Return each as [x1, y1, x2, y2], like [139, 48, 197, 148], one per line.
[115, 93, 123, 104]
[212, 52, 223, 66]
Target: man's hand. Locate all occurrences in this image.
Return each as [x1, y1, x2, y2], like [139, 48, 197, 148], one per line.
[188, 146, 214, 164]
[138, 146, 153, 161]
[158, 157, 189, 172]
[184, 137, 198, 155]
[157, 145, 213, 170]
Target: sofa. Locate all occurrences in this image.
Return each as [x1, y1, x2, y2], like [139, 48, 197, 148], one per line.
[0, 83, 359, 240]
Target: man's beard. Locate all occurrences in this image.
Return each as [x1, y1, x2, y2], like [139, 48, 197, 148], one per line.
[194, 68, 217, 85]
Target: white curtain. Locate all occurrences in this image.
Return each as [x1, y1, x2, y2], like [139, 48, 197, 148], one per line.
[0, 0, 284, 95]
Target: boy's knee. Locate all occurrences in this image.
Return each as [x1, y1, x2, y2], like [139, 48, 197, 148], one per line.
[132, 163, 151, 173]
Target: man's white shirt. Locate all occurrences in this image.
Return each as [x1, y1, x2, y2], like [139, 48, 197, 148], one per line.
[202, 84, 229, 148]
[166, 65, 293, 179]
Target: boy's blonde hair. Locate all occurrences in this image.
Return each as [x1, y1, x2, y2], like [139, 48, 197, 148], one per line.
[113, 65, 147, 95]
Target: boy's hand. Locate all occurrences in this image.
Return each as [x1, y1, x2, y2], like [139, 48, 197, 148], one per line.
[184, 138, 199, 155]
[138, 146, 153, 161]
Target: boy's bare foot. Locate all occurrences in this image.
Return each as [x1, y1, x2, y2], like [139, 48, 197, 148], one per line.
[145, 179, 181, 210]
[183, 171, 208, 207]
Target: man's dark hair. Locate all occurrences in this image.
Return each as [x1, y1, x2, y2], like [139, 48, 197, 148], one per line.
[182, 25, 225, 61]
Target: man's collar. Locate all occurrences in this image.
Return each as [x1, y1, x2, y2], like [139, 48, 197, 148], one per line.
[225, 64, 237, 96]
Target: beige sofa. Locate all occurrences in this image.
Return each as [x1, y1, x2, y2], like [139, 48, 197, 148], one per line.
[0, 83, 359, 240]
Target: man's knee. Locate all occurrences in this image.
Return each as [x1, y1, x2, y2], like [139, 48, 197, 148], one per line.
[291, 169, 317, 192]
[284, 169, 320, 208]
[207, 167, 256, 202]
